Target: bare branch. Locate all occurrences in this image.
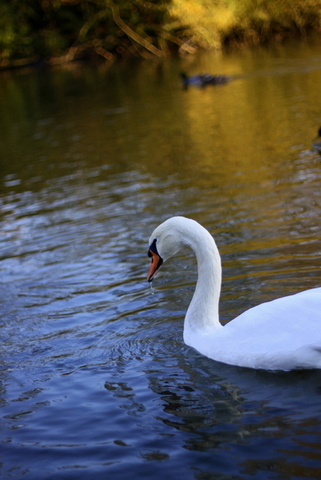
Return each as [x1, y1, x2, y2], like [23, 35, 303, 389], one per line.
[110, 4, 165, 57]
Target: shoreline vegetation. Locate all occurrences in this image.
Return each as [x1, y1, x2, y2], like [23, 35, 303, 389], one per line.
[1, 0, 321, 70]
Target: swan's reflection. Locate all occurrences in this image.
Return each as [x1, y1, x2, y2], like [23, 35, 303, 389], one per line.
[145, 345, 321, 473]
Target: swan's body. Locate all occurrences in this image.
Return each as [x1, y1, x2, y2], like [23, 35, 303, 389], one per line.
[312, 127, 321, 154]
[180, 72, 231, 89]
[147, 216, 321, 371]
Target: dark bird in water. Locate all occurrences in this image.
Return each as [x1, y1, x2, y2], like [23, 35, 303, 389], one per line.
[180, 72, 231, 89]
[312, 127, 321, 154]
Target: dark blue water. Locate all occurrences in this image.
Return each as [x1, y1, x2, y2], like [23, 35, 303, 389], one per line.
[1, 38, 321, 479]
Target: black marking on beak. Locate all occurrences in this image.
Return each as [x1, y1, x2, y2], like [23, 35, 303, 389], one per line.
[147, 239, 163, 282]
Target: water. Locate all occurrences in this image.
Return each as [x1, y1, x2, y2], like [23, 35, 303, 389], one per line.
[1, 37, 321, 479]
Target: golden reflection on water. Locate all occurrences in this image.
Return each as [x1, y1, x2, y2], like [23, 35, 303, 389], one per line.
[0, 38, 320, 264]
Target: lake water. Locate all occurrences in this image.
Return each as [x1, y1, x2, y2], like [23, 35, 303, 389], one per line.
[1, 37, 321, 479]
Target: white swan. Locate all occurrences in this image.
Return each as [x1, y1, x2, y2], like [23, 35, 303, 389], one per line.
[147, 216, 321, 371]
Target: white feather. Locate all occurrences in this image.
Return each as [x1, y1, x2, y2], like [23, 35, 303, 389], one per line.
[148, 216, 321, 371]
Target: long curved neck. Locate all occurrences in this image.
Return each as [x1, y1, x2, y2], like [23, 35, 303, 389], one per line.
[183, 221, 222, 333]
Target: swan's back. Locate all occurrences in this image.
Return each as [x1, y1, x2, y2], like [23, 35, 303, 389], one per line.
[188, 288, 321, 370]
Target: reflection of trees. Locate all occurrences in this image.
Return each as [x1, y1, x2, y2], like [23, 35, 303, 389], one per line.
[146, 352, 321, 478]
[147, 357, 247, 451]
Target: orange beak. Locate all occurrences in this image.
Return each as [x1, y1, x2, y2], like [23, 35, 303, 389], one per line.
[147, 250, 162, 282]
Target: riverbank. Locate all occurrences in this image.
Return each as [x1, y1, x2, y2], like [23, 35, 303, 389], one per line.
[1, 0, 321, 69]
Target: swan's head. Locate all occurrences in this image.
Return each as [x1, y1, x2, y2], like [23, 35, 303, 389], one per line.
[147, 217, 186, 282]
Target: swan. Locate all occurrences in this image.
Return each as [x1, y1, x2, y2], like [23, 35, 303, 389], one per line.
[180, 72, 231, 89]
[147, 216, 321, 371]
[312, 127, 321, 154]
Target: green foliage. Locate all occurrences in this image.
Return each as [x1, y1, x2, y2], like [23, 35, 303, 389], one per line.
[0, 0, 321, 66]
[0, 0, 171, 65]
